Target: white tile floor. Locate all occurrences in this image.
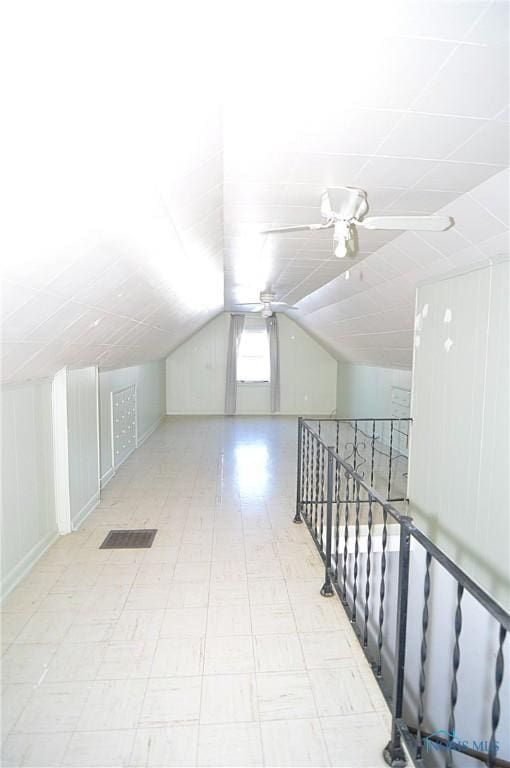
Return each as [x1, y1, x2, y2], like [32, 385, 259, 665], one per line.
[2, 416, 391, 767]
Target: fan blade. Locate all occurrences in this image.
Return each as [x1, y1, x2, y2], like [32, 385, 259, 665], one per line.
[260, 222, 334, 234]
[272, 302, 299, 309]
[360, 215, 453, 231]
[320, 191, 332, 219]
[233, 304, 263, 313]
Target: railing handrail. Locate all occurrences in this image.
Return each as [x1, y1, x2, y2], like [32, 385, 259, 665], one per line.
[409, 524, 510, 631]
[297, 416, 509, 767]
[308, 417, 413, 422]
[301, 417, 510, 630]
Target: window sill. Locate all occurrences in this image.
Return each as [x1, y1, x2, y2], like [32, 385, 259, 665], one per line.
[237, 381, 270, 386]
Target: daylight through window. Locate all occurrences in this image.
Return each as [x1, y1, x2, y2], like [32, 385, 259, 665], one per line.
[236, 320, 270, 383]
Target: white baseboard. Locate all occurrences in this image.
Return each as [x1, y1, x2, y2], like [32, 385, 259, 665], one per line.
[1, 529, 59, 602]
[137, 415, 164, 447]
[165, 412, 324, 417]
[100, 466, 115, 490]
[72, 491, 100, 531]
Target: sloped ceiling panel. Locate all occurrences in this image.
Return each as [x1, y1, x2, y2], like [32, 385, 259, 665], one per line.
[296, 168, 509, 369]
[222, 0, 509, 368]
[1, 1, 508, 382]
[0, 4, 224, 384]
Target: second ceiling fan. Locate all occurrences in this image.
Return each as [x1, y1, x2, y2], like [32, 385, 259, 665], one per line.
[234, 291, 297, 318]
[260, 186, 453, 258]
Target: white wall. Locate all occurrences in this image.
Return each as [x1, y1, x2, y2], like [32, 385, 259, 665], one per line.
[166, 313, 229, 414]
[67, 367, 100, 528]
[408, 258, 509, 608]
[98, 359, 166, 484]
[1, 378, 57, 597]
[278, 314, 337, 415]
[165, 313, 337, 415]
[336, 362, 411, 418]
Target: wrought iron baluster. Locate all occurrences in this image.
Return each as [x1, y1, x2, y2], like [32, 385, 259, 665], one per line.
[416, 552, 432, 760]
[377, 504, 388, 677]
[300, 423, 306, 499]
[488, 626, 507, 768]
[353, 420, 359, 472]
[319, 444, 325, 549]
[294, 418, 304, 523]
[384, 518, 412, 768]
[309, 435, 315, 527]
[363, 492, 374, 647]
[387, 420, 394, 500]
[446, 583, 464, 767]
[342, 473, 350, 605]
[352, 479, 361, 623]
[334, 458, 341, 583]
[370, 420, 376, 489]
[320, 448, 334, 597]
[303, 428, 310, 521]
[314, 438, 320, 544]
[334, 421, 340, 501]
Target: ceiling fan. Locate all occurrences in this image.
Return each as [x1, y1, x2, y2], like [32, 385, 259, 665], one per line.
[234, 291, 298, 318]
[260, 187, 453, 258]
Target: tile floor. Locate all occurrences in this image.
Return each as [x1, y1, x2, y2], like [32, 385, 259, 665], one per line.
[1, 416, 390, 767]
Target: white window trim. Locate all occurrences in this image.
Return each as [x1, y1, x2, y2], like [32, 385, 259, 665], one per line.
[236, 317, 271, 384]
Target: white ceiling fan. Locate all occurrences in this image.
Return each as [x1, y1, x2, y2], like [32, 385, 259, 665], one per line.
[234, 291, 298, 318]
[260, 186, 453, 258]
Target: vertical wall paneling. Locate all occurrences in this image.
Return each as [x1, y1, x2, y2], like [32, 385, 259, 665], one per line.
[66, 367, 100, 529]
[408, 259, 510, 608]
[1, 378, 58, 599]
[165, 313, 337, 415]
[51, 367, 71, 534]
[336, 362, 412, 419]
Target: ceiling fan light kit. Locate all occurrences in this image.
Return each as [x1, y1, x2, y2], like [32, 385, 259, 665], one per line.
[237, 188, 454, 316]
[260, 186, 454, 260]
[233, 291, 299, 316]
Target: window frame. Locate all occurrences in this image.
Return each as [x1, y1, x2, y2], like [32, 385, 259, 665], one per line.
[236, 318, 271, 384]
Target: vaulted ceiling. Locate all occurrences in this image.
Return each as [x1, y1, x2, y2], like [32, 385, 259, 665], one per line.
[1, 1, 508, 383]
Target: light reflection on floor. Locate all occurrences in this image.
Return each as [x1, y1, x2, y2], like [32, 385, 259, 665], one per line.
[233, 443, 269, 498]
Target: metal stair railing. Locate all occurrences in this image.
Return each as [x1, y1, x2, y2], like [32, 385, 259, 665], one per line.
[294, 417, 510, 768]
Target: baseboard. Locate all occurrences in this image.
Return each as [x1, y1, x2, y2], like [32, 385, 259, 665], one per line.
[165, 412, 326, 416]
[137, 415, 164, 447]
[0, 529, 59, 602]
[72, 491, 100, 531]
[100, 466, 115, 490]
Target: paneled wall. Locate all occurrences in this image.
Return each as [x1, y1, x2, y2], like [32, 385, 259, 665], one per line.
[66, 367, 100, 528]
[408, 258, 509, 608]
[336, 362, 411, 418]
[165, 313, 337, 415]
[1, 378, 57, 597]
[166, 313, 229, 414]
[98, 359, 166, 485]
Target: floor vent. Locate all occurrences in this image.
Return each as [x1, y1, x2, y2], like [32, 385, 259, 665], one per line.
[100, 529, 157, 549]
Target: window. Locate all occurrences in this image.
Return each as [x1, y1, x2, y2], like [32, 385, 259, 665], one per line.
[236, 319, 270, 383]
